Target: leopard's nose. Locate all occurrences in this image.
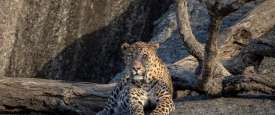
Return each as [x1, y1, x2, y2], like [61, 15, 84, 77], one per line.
[132, 60, 142, 73]
[132, 65, 141, 72]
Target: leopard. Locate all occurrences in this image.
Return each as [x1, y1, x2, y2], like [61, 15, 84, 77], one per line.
[97, 41, 175, 115]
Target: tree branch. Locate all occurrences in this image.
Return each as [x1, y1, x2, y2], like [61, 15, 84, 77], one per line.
[223, 74, 275, 95]
[220, 0, 275, 59]
[176, 0, 204, 61]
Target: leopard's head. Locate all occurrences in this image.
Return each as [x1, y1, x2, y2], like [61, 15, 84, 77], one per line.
[121, 41, 159, 82]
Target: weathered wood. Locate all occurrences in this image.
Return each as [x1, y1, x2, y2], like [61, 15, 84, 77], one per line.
[177, 0, 275, 75]
[223, 39, 275, 74]
[0, 54, 203, 114]
[176, 0, 231, 75]
[200, 0, 256, 16]
[0, 77, 114, 114]
[177, 0, 231, 95]
[176, 0, 204, 61]
[200, 15, 226, 95]
[223, 74, 275, 95]
[198, 0, 272, 95]
[220, 0, 275, 59]
[0, 64, 274, 114]
[176, 0, 275, 96]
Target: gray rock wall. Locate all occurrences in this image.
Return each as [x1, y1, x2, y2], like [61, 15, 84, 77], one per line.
[0, 0, 172, 82]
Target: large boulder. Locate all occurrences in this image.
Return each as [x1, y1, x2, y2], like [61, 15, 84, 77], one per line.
[0, 0, 172, 83]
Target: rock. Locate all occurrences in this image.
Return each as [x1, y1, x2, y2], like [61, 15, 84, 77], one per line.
[0, 0, 172, 83]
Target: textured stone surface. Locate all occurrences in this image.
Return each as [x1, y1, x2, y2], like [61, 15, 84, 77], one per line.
[0, 0, 172, 83]
[171, 97, 275, 115]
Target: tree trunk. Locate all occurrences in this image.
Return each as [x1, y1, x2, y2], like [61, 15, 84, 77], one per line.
[0, 77, 114, 114]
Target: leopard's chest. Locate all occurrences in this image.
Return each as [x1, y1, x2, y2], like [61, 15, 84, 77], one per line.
[128, 81, 158, 98]
[137, 84, 159, 105]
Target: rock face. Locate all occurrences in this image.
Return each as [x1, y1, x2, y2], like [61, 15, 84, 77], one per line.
[0, 0, 172, 83]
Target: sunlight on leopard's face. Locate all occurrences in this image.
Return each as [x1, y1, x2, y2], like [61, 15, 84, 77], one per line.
[121, 41, 159, 83]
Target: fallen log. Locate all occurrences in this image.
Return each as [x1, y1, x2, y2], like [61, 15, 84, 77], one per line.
[0, 74, 274, 115]
[0, 77, 114, 114]
[0, 55, 201, 114]
[0, 65, 274, 114]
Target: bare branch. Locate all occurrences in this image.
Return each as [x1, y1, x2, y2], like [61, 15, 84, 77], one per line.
[176, 0, 205, 61]
[177, 0, 231, 95]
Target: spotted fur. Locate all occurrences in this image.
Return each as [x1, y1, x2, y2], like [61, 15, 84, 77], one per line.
[97, 42, 175, 115]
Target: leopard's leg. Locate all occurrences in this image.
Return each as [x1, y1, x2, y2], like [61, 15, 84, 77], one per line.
[151, 95, 175, 115]
[151, 83, 175, 115]
[126, 87, 147, 115]
[96, 92, 118, 115]
[97, 78, 129, 115]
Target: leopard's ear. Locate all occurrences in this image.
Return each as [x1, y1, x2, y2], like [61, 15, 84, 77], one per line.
[121, 42, 130, 51]
[121, 43, 133, 54]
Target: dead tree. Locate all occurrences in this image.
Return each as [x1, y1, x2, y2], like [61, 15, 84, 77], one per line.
[176, 0, 275, 96]
[0, 77, 114, 114]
